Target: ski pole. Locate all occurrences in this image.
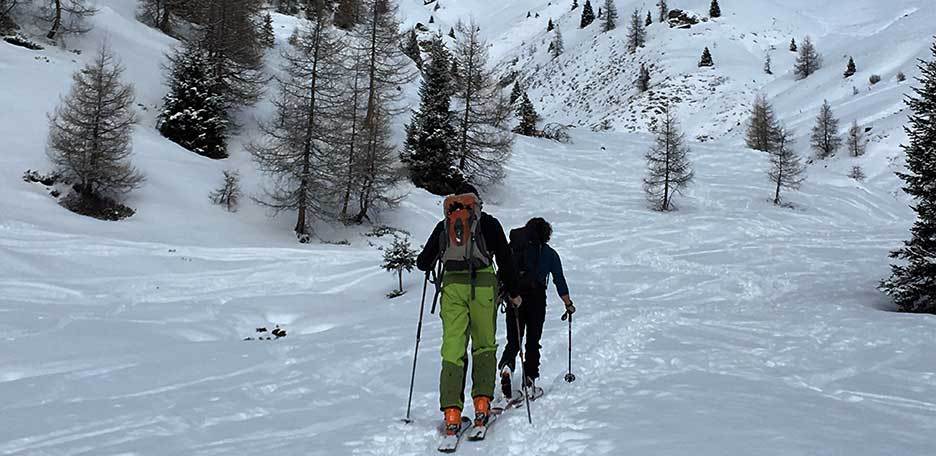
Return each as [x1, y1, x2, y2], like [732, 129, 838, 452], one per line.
[563, 311, 576, 383]
[429, 261, 445, 315]
[513, 302, 533, 425]
[402, 271, 432, 424]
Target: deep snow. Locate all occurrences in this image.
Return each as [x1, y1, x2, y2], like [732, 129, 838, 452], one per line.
[1, 1, 936, 455]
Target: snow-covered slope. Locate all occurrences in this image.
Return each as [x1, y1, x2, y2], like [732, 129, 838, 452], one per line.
[1, 1, 935, 455]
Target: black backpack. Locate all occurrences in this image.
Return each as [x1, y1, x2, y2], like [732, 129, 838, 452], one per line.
[509, 226, 546, 293]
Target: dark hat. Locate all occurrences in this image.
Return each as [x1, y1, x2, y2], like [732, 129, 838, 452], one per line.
[456, 183, 479, 197]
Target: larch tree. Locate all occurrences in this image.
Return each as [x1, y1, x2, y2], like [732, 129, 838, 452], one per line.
[636, 63, 651, 92]
[644, 105, 694, 212]
[794, 35, 822, 80]
[550, 24, 564, 58]
[47, 42, 143, 201]
[626, 9, 645, 53]
[746, 93, 780, 152]
[767, 126, 806, 206]
[249, 9, 346, 240]
[452, 20, 514, 187]
[0, 0, 19, 34]
[159, 41, 228, 159]
[881, 41, 936, 313]
[196, 0, 268, 111]
[138, 0, 185, 35]
[810, 99, 842, 159]
[657, 0, 668, 23]
[601, 0, 617, 32]
[846, 120, 867, 157]
[401, 36, 461, 195]
[334, 0, 361, 29]
[42, 0, 96, 40]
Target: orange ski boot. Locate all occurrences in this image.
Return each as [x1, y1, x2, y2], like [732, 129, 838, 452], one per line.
[473, 396, 491, 427]
[443, 407, 462, 436]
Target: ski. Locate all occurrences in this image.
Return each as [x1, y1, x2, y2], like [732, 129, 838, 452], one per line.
[437, 417, 472, 453]
[466, 413, 498, 441]
[505, 387, 545, 411]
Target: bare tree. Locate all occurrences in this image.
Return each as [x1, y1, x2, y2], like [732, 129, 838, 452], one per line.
[41, 0, 97, 40]
[846, 120, 867, 157]
[745, 93, 780, 152]
[0, 0, 19, 33]
[767, 126, 806, 205]
[644, 105, 694, 211]
[810, 99, 841, 159]
[209, 169, 242, 211]
[249, 11, 345, 240]
[452, 20, 513, 187]
[47, 42, 143, 199]
[138, 0, 186, 34]
[626, 9, 645, 53]
[197, 0, 268, 110]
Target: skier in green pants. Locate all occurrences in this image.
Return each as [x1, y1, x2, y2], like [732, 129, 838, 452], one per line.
[416, 184, 521, 436]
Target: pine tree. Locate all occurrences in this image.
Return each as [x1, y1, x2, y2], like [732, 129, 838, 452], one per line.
[767, 126, 806, 206]
[209, 169, 241, 212]
[580, 0, 595, 28]
[448, 27, 455, 38]
[550, 25, 564, 58]
[334, 0, 361, 29]
[434, 2, 440, 11]
[452, 20, 514, 186]
[810, 99, 842, 159]
[249, 11, 346, 239]
[764, 52, 773, 75]
[401, 36, 462, 195]
[601, 0, 617, 32]
[789, 38, 797, 52]
[42, 0, 96, 40]
[698, 47, 714, 67]
[881, 41, 936, 313]
[794, 35, 822, 79]
[844, 56, 857, 78]
[636, 63, 651, 92]
[645, 10, 652, 27]
[159, 42, 228, 159]
[547, 18, 554, 32]
[526, 11, 531, 19]
[644, 104, 693, 212]
[47, 42, 143, 200]
[510, 81, 524, 105]
[571, 0, 578, 10]
[746, 93, 780, 152]
[382, 236, 418, 296]
[514, 92, 538, 136]
[657, 0, 668, 23]
[846, 120, 866, 157]
[709, 0, 721, 18]
[403, 28, 423, 68]
[350, 0, 413, 222]
[626, 9, 645, 53]
[261, 12, 275, 48]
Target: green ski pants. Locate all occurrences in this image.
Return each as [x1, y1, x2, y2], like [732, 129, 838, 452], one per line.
[438, 267, 499, 411]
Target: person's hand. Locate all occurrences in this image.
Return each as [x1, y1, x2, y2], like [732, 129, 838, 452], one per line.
[561, 298, 575, 321]
[510, 295, 523, 308]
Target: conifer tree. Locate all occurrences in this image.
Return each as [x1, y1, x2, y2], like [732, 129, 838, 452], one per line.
[526, 11, 531, 19]
[767, 126, 806, 206]
[138, 0, 183, 35]
[572, 0, 578, 10]
[645, 11, 652, 27]
[789, 38, 797, 52]
[452, 20, 513, 186]
[709, 0, 721, 18]
[550, 25, 564, 58]
[637, 63, 651, 92]
[846, 120, 866, 157]
[197, 0, 268, 110]
[159, 42, 228, 159]
[209, 170, 241, 212]
[401, 36, 462, 195]
[844, 57, 856, 78]
[0, 0, 17, 33]
[746, 93, 780, 152]
[698, 47, 714, 67]
[403, 28, 423, 68]
[881, 41, 936, 313]
[626, 9, 645, 53]
[794, 35, 822, 79]
[580, 0, 595, 28]
[42, 0, 96, 40]
[764, 52, 773, 75]
[810, 99, 842, 159]
[261, 12, 275, 48]
[514, 92, 538, 136]
[448, 26, 455, 38]
[510, 81, 524, 105]
[249, 10, 345, 240]
[48, 43, 143, 200]
[382, 236, 418, 296]
[644, 104, 693, 212]
[657, 0, 668, 23]
[601, 0, 617, 32]
[547, 18, 554, 32]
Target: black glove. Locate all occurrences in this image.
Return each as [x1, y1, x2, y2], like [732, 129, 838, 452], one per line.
[561, 302, 575, 321]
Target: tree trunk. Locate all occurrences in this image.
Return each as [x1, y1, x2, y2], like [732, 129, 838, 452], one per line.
[398, 268, 403, 293]
[297, 19, 324, 237]
[47, 0, 62, 39]
[774, 162, 783, 205]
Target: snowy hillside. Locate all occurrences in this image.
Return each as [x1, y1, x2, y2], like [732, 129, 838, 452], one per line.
[2, 0, 936, 455]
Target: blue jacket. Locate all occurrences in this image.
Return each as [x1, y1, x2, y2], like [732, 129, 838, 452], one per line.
[521, 242, 570, 298]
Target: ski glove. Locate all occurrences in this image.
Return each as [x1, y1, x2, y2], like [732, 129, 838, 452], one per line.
[561, 302, 576, 321]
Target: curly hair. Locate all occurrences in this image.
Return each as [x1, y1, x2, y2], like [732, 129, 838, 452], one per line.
[525, 217, 552, 244]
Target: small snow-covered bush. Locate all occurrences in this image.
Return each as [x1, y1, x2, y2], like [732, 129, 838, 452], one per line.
[869, 74, 882, 85]
[542, 123, 572, 143]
